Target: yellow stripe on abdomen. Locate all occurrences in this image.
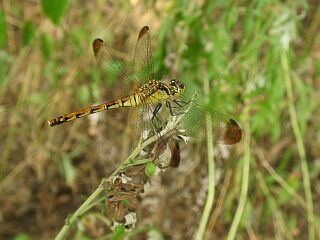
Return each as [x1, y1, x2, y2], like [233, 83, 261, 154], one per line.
[106, 100, 121, 109]
[106, 94, 141, 109]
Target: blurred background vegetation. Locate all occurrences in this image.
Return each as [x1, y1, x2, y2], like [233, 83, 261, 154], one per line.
[0, 0, 319, 239]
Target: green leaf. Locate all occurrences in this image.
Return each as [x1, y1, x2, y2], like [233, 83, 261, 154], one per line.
[76, 85, 91, 104]
[40, 33, 53, 59]
[112, 225, 125, 240]
[13, 234, 31, 240]
[277, 175, 299, 206]
[41, 0, 70, 25]
[62, 155, 76, 184]
[70, 27, 86, 57]
[99, 203, 108, 215]
[145, 162, 156, 177]
[147, 229, 165, 240]
[0, 10, 6, 48]
[28, 92, 48, 110]
[73, 231, 91, 240]
[22, 21, 36, 46]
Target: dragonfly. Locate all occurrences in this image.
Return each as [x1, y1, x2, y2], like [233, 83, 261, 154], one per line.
[48, 26, 242, 145]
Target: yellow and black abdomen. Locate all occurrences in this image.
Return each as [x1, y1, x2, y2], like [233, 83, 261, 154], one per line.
[48, 93, 142, 127]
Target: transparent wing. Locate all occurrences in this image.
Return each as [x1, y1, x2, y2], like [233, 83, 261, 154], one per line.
[128, 95, 169, 140]
[132, 26, 155, 83]
[174, 97, 242, 145]
[128, 25, 162, 138]
[92, 38, 141, 92]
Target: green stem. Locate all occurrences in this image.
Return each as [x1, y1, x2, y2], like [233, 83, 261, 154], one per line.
[54, 143, 150, 240]
[54, 142, 149, 240]
[303, 3, 320, 55]
[55, 186, 104, 240]
[280, 48, 315, 240]
[195, 75, 215, 240]
[227, 103, 250, 240]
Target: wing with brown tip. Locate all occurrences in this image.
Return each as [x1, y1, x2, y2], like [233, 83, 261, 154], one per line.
[92, 37, 140, 88]
[132, 26, 155, 83]
[178, 100, 243, 145]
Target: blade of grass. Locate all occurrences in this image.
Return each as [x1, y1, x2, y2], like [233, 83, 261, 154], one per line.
[255, 164, 293, 240]
[303, 3, 320, 55]
[205, 169, 232, 237]
[0, 53, 34, 179]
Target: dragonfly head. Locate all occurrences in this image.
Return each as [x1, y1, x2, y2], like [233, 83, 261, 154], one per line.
[169, 79, 185, 96]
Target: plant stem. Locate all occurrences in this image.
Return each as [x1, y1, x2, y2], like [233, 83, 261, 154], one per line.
[54, 186, 104, 240]
[227, 102, 250, 240]
[196, 75, 215, 240]
[280, 48, 315, 240]
[303, 3, 320, 56]
[54, 142, 150, 240]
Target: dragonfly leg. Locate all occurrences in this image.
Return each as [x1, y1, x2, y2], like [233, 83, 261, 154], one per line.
[151, 103, 165, 131]
[166, 101, 189, 116]
[172, 99, 191, 107]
